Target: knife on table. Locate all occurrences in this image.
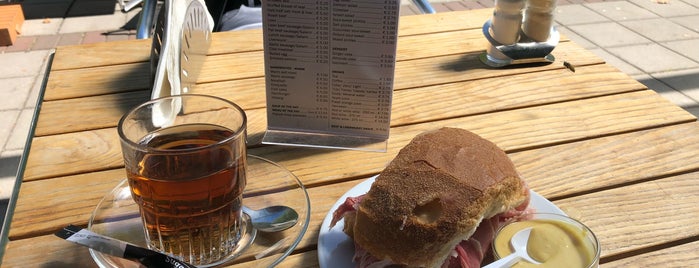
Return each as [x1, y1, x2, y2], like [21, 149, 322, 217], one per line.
[55, 225, 197, 268]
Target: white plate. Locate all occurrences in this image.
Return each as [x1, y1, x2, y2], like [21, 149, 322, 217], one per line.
[318, 175, 564, 268]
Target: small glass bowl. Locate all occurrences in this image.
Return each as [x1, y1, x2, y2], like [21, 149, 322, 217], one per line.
[492, 213, 600, 268]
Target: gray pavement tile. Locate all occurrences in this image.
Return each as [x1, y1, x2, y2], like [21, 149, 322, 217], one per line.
[670, 15, 699, 32]
[0, 50, 50, 79]
[59, 12, 130, 34]
[589, 48, 644, 76]
[477, 0, 495, 8]
[25, 71, 47, 108]
[568, 22, 651, 47]
[33, 35, 61, 50]
[21, 18, 64, 36]
[400, 4, 420, 16]
[83, 31, 108, 44]
[620, 18, 699, 42]
[554, 4, 610, 25]
[0, 150, 21, 170]
[4, 37, 35, 53]
[443, 1, 471, 11]
[652, 68, 699, 102]
[5, 109, 33, 151]
[663, 39, 699, 62]
[585, 1, 659, 21]
[629, 0, 699, 17]
[632, 74, 699, 108]
[681, 0, 699, 9]
[608, 43, 698, 73]
[0, 76, 33, 111]
[0, 150, 21, 199]
[686, 104, 699, 118]
[557, 26, 597, 49]
[0, 110, 19, 150]
[57, 32, 85, 46]
[461, 0, 488, 9]
[432, 3, 453, 13]
[0, 177, 16, 199]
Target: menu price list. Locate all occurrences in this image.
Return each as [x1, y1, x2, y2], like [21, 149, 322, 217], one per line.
[262, 0, 399, 141]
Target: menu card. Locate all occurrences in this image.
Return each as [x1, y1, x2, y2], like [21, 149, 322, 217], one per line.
[261, 0, 400, 152]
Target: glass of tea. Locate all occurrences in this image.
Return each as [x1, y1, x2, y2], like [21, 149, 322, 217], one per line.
[118, 94, 250, 267]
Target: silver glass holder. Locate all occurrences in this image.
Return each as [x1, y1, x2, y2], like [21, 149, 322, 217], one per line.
[480, 19, 559, 68]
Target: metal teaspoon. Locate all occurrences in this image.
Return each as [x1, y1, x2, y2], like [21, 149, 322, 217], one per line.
[243, 205, 299, 232]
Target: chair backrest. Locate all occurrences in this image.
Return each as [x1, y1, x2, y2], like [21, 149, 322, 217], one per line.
[412, 0, 436, 14]
[136, 0, 159, 39]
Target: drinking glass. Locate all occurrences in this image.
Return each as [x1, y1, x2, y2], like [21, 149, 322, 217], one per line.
[118, 94, 249, 267]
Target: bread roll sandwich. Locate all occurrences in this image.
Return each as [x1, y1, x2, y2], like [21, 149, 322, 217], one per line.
[330, 127, 530, 267]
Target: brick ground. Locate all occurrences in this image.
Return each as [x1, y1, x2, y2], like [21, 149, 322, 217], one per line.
[57, 32, 84, 47]
[82, 31, 107, 44]
[32, 35, 60, 50]
[4, 36, 34, 52]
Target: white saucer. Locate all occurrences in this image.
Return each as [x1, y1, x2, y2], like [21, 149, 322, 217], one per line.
[88, 155, 310, 267]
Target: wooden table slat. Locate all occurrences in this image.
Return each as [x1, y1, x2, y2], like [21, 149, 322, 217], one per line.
[513, 122, 699, 199]
[603, 240, 699, 267]
[195, 40, 595, 87]
[44, 11, 508, 100]
[12, 119, 699, 242]
[8, 169, 699, 267]
[24, 88, 693, 182]
[3, 234, 97, 267]
[36, 90, 150, 136]
[45, 62, 150, 101]
[36, 63, 641, 137]
[41, 30, 579, 103]
[555, 171, 699, 259]
[51, 39, 151, 71]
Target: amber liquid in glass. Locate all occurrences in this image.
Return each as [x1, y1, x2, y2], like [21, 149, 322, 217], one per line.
[125, 124, 246, 265]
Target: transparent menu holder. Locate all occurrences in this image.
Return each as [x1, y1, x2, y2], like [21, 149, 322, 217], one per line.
[480, 20, 560, 68]
[259, 0, 399, 153]
[262, 130, 389, 152]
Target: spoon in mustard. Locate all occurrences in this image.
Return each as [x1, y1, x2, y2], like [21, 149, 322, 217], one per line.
[243, 205, 299, 233]
[484, 227, 541, 267]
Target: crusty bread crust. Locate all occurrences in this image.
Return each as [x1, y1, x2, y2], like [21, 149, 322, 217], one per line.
[349, 127, 527, 267]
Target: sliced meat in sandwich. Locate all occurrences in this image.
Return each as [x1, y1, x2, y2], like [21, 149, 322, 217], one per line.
[331, 127, 530, 267]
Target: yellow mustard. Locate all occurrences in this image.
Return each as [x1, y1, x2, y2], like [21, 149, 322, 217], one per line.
[493, 219, 595, 268]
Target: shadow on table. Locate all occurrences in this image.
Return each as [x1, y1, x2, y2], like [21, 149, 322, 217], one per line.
[104, 64, 152, 125]
[439, 52, 556, 73]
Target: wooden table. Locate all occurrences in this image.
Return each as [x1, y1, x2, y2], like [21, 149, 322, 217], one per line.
[4, 9, 699, 267]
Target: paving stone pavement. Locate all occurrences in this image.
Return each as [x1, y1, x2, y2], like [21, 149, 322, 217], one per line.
[1, 0, 699, 232]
